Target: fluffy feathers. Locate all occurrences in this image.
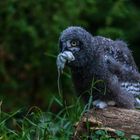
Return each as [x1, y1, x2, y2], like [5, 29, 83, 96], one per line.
[57, 26, 140, 109]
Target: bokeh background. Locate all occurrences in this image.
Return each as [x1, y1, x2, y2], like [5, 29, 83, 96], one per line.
[0, 0, 140, 111]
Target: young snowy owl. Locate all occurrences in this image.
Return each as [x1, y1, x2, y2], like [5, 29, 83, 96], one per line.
[57, 26, 140, 109]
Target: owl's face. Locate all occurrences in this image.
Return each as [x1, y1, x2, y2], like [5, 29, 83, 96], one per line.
[59, 27, 93, 68]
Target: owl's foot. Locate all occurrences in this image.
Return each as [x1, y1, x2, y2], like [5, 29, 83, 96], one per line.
[107, 100, 116, 106]
[135, 98, 140, 108]
[93, 100, 116, 109]
[93, 100, 108, 109]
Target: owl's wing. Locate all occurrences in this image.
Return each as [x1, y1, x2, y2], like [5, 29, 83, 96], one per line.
[105, 54, 140, 80]
[108, 40, 138, 71]
[105, 49, 140, 98]
[102, 39, 139, 79]
[93, 37, 138, 72]
[92, 37, 139, 108]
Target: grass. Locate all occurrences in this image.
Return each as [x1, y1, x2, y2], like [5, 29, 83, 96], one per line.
[0, 96, 140, 140]
[0, 97, 85, 140]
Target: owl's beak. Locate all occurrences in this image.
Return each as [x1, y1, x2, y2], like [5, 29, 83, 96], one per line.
[61, 43, 68, 52]
[62, 46, 67, 52]
[59, 40, 66, 52]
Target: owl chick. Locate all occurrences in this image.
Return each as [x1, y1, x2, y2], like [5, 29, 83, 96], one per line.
[57, 26, 140, 109]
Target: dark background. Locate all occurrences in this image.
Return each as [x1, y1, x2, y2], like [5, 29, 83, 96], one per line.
[0, 0, 140, 111]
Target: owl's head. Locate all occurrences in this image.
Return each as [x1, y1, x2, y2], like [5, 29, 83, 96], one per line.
[59, 26, 93, 68]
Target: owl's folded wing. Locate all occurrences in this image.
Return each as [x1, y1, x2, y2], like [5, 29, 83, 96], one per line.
[105, 54, 140, 99]
[105, 54, 140, 81]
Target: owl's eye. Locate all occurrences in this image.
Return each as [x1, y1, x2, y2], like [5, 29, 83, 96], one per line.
[70, 40, 79, 47]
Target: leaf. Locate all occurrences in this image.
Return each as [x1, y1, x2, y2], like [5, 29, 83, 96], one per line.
[131, 135, 140, 140]
[115, 130, 125, 137]
[95, 130, 106, 136]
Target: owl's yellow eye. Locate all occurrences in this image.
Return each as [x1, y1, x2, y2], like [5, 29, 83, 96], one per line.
[71, 40, 77, 47]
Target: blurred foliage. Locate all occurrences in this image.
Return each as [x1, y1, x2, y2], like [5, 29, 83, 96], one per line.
[0, 0, 140, 110]
[0, 101, 139, 139]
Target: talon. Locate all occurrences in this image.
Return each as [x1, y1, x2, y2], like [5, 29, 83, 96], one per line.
[107, 101, 116, 106]
[93, 100, 108, 109]
[135, 98, 140, 108]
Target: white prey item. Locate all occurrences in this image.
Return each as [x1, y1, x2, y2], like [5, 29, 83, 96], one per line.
[57, 51, 75, 73]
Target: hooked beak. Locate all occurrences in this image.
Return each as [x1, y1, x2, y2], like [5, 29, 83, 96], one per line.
[59, 40, 67, 52]
[61, 43, 67, 52]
